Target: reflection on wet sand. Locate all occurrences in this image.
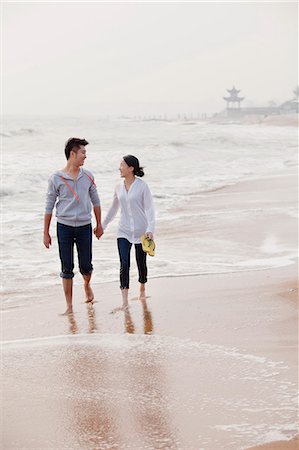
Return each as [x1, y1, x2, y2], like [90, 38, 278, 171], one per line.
[128, 350, 179, 449]
[140, 297, 153, 335]
[67, 313, 78, 334]
[86, 303, 97, 333]
[66, 303, 98, 335]
[123, 297, 153, 335]
[62, 298, 178, 449]
[61, 344, 120, 448]
[121, 299, 179, 449]
[62, 305, 120, 448]
[124, 307, 135, 334]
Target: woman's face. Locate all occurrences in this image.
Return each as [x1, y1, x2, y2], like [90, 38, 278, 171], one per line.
[119, 159, 133, 177]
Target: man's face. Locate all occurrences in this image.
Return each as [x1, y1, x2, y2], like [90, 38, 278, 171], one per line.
[72, 146, 87, 166]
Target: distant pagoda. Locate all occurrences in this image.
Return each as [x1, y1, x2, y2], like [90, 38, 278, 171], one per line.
[223, 86, 244, 109]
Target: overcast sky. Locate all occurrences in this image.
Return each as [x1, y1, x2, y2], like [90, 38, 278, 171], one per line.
[2, 1, 298, 116]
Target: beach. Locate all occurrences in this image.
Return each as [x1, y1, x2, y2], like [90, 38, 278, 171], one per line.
[2, 168, 297, 450]
[3, 0, 298, 446]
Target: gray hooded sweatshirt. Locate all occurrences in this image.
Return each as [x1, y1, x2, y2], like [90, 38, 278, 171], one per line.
[45, 168, 100, 227]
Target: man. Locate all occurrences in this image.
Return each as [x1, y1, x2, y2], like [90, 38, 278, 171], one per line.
[44, 137, 103, 315]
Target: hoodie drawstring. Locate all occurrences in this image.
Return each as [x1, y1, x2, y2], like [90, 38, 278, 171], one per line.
[60, 171, 96, 202]
[60, 176, 79, 202]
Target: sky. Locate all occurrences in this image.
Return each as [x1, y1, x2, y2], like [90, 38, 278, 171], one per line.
[2, 1, 298, 116]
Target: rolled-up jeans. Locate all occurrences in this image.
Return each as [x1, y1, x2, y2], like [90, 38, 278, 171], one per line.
[117, 238, 147, 289]
[57, 222, 93, 279]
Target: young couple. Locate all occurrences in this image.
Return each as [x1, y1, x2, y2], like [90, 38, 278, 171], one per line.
[44, 138, 155, 315]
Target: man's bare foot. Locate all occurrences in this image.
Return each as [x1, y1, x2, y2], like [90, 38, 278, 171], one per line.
[110, 305, 129, 314]
[84, 284, 94, 303]
[60, 308, 73, 316]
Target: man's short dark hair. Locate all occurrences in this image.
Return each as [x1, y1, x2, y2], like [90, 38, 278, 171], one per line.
[65, 137, 89, 160]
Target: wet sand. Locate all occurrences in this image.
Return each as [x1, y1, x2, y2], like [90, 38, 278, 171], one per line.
[1, 171, 298, 450]
[247, 435, 298, 449]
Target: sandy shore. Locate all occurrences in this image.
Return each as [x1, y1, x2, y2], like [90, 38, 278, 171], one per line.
[1, 171, 298, 450]
[247, 434, 299, 450]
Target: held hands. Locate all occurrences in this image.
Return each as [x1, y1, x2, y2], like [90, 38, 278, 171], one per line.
[94, 224, 104, 240]
[43, 233, 52, 248]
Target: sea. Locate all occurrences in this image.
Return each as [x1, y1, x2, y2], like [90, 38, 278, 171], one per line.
[1, 115, 298, 306]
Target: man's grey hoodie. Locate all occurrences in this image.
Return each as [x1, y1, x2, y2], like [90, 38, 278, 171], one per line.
[45, 168, 100, 227]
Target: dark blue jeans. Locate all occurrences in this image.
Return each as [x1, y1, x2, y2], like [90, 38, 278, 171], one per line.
[57, 222, 93, 279]
[117, 238, 147, 289]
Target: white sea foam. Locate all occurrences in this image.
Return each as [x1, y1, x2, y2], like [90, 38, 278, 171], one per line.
[0, 333, 291, 372]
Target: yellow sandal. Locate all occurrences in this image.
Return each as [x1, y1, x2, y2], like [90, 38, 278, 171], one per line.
[140, 234, 155, 257]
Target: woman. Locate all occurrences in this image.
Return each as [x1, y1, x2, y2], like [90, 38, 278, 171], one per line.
[102, 155, 155, 311]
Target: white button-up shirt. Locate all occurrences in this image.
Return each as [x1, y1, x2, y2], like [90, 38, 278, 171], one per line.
[102, 178, 155, 244]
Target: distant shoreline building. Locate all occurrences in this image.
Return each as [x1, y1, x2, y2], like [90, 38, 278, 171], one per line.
[222, 86, 298, 116]
[223, 86, 244, 110]
[280, 98, 299, 114]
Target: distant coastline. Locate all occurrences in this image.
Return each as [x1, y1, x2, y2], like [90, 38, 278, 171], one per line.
[208, 112, 298, 127]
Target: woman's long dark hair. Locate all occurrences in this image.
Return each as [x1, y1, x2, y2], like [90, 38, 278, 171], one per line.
[123, 155, 144, 177]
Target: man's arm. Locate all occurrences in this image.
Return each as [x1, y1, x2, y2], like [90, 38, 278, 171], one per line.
[44, 213, 52, 248]
[44, 175, 58, 248]
[93, 205, 103, 239]
[88, 175, 103, 239]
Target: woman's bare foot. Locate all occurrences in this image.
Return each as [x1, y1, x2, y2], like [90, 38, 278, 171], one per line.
[110, 305, 129, 314]
[139, 283, 147, 300]
[130, 294, 151, 301]
[84, 284, 94, 303]
[110, 288, 130, 313]
[139, 289, 146, 300]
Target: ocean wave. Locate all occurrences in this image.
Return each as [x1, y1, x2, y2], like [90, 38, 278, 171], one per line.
[169, 141, 187, 147]
[153, 193, 179, 199]
[0, 187, 17, 197]
[0, 333, 289, 370]
[153, 183, 229, 199]
[284, 159, 298, 167]
[1, 128, 37, 138]
[206, 135, 240, 146]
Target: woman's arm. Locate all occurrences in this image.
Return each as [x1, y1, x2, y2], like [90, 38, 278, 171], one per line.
[143, 184, 155, 236]
[102, 190, 120, 230]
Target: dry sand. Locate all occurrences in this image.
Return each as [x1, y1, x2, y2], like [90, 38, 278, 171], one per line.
[1, 170, 298, 450]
